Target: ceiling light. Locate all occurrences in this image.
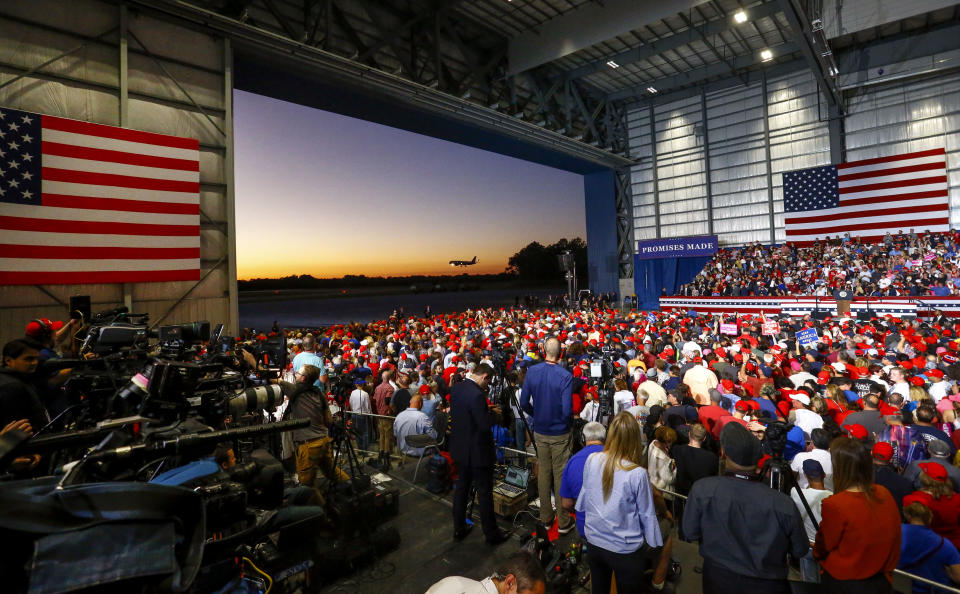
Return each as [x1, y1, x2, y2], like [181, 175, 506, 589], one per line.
[733, 10, 747, 24]
[760, 49, 773, 62]
[606, 60, 620, 69]
[647, 86, 658, 94]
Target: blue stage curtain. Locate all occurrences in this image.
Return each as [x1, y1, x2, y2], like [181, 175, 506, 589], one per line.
[634, 255, 710, 311]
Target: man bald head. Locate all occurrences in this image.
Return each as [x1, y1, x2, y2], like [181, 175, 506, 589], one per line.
[410, 394, 423, 409]
[544, 337, 561, 362]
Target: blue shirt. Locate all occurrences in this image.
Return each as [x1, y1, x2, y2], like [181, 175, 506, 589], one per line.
[291, 352, 325, 388]
[520, 362, 573, 436]
[559, 444, 604, 538]
[899, 523, 960, 593]
[421, 396, 439, 421]
[575, 452, 663, 553]
[393, 408, 436, 456]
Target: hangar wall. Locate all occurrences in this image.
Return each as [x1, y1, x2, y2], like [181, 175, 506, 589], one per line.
[626, 50, 960, 248]
[0, 0, 237, 341]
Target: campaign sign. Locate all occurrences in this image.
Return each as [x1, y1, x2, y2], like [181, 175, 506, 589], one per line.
[636, 235, 719, 260]
[762, 320, 780, 335]
[797, 328, 819, 347]
[720, 323, 738, 335]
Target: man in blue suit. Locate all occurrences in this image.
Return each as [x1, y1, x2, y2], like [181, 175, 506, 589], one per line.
[449, 363, 509, 545]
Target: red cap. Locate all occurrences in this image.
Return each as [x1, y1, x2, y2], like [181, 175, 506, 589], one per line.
[25, 318, 64, 338]
[735, 400, 752, 412]
[847, 423, 868, 440]
[909, 376, 926, 387]
[872, 442, 893, 462]
[928, 369, 945, 379]
[920, 461, 949, 482]
[721, 379, 734, 391]
[418, 384, 431, 395]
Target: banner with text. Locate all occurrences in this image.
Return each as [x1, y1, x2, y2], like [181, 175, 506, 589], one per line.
[636, 235, 719, 260]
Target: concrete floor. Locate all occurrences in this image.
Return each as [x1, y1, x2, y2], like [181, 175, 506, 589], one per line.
[320, 451, 705, 593]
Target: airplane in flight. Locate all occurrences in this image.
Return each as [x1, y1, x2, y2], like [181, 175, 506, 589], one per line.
[449, 256, 478, 267]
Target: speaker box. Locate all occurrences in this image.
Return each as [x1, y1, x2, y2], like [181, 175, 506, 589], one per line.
[812, 311, 831, 321]
[69, 295, 91, 322]
[857, 310, 876, 322]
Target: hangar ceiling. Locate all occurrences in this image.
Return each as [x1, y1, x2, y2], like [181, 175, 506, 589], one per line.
[146, 0, 960, 164]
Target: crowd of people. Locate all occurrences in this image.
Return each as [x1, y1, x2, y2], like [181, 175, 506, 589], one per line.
[11, 251, 960, 592]
[678, 229, 960, 297]
[232, 288, 960, 592]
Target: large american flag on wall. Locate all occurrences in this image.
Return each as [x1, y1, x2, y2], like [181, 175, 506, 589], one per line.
[783, 148, 950, 245]
[0, 107, 200, 285]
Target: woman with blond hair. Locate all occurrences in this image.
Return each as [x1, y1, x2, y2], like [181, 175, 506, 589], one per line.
[576, 411, 663, 593]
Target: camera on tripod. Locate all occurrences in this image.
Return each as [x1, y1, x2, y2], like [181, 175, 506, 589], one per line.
[588, 354, 618, 423]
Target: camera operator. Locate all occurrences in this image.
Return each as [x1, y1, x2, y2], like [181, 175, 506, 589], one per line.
[682, 423, 809, 594]
[0, 338, 48, 473]
[282, 364, 348, 498]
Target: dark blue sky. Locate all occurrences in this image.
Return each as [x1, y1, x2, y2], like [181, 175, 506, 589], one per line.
[233, 90, 585, 279]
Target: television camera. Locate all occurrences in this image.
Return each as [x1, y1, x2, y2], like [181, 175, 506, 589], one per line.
[0, 306, 401, 593]
[587, 347, 619, 424]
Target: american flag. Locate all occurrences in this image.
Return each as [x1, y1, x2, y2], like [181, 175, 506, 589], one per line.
[0, 106, 200, 285]
[783, 148, 950, 245]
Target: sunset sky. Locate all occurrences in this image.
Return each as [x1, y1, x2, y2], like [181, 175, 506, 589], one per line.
[233, 90, 585, 279]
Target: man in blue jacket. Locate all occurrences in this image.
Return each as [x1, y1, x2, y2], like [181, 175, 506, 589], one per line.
[521, 336, 574, 533]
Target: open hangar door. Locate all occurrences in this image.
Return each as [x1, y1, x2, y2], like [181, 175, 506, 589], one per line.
[0, 0, 238, 340]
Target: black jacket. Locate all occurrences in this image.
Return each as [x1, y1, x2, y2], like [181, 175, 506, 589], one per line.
[0, 369, 48, 432]
[448, 378, 495, 467]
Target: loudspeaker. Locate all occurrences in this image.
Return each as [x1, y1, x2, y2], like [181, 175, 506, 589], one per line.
[857, 310, 876, 322]
[812, 311, 830, 321]
[69, 295, 91, 322]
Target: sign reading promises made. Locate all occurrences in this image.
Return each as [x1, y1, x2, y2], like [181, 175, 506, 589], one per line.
[636, 235, 719, 260]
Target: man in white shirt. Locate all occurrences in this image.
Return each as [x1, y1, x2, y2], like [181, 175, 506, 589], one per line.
[791, 459, 832, 542]
[789, 362, 818, 388]
[393, 395, 436, 456]
[426, 551, 546, 594]
[349, 379, 372, 450]
[790, 428, 834, 490]
[888, 366, 911, 400]
[789, 392, 823, 437]
[927, 368, 950, 402]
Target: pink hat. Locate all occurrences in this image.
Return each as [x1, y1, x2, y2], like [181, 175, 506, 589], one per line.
[937, 347, 948, 355]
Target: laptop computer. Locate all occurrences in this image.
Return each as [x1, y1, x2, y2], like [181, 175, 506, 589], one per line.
[494, 466, 530, 498]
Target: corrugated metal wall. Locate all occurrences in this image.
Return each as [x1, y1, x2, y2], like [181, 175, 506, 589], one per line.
[0, 0, 237, 341]
[844, 70, 960, 226]
[626, 69, 830, 246]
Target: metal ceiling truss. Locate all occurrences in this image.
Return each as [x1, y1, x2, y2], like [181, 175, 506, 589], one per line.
[130, 0, 632, 168]
[176, 0, 620, 152]
[776, 0, 843, 112]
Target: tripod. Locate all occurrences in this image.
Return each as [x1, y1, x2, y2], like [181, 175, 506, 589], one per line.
[326, 383, 367, 497]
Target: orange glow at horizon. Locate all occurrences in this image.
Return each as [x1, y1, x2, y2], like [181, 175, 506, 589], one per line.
[234, 91, 585, 281]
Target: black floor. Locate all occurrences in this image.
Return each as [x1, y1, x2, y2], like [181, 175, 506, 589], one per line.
[319, 450, 703, 593]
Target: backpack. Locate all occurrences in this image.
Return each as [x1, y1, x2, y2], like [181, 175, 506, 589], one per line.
[426, 452, 451, 494]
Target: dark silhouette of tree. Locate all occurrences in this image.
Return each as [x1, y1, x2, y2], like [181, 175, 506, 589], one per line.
[506, 237, 587, 283]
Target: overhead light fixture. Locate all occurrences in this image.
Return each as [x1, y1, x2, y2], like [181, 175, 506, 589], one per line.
[733, 10, 747, 24]
[606, 60, 620, 69]
[760, 49, 773, 62]
[647, 86, 658, 94]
